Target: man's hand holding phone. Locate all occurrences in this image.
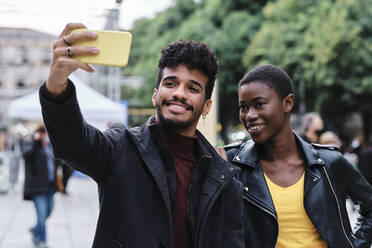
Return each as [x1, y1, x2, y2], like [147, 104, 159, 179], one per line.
[47, 23, 99, 96]
[46, 23, 132, 96]
[71, 29, 132, 67]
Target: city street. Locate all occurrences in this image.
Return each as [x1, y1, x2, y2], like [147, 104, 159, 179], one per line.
[0, 168, 365, 248]
[0, 175, 99, 248]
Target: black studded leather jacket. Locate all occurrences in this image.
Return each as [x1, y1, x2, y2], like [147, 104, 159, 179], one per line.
[225, 133, 372, 248]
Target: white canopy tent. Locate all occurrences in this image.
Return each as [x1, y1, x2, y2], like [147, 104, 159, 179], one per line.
[8, 74, 127, 130]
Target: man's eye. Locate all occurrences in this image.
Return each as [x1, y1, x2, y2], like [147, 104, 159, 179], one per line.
[164, 81, 175, 87]
[189, 86, 199, 93]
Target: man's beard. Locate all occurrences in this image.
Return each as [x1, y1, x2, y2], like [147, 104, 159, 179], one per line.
[155, 100, 202, 132]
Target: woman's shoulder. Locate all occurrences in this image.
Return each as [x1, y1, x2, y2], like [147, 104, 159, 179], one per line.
[311, 143, 340, 152]
[311, 143, 343, 161]
[224, 140, 255, 162]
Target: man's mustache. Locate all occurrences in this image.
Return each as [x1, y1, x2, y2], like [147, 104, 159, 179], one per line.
[162, 99, 194, 111]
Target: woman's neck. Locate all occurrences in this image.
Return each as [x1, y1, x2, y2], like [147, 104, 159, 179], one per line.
[260, 128, 299, 162]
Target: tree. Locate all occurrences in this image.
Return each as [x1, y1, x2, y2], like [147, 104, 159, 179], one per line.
[125, 0, 269, 141]
[243, 0, 372, 140]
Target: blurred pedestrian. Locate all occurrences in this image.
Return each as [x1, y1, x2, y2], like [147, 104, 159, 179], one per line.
[38, 23, 244, 247]
[217, 65, 372, 248]
[300, 112, 324, 143]
[8, 138, 22, 192]
[341, 141, 359, 169]
[20, 124, 56, 248]
[56, 160, 73, 195]
[319, 131, 342, 148]
[358, 138, 372, 185]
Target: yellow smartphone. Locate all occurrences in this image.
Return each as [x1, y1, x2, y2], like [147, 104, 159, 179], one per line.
[71, 29, 132, 67]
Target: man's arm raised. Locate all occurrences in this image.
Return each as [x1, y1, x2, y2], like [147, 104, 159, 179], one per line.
[46, 23, 99, 96]
[40, 23, 120, 183]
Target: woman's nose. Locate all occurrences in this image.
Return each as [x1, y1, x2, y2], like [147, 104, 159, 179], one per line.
[245, 108, 258, 120]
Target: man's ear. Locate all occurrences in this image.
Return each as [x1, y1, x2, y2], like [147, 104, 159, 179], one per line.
[152, 88, 157, 107]
[283, 94, 294, 113]
[202, 99, 212, 116]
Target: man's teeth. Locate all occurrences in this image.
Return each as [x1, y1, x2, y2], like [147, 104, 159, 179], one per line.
[170, 104, 186, 110]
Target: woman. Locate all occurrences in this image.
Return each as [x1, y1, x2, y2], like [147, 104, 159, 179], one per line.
[220, 65, 372, 248]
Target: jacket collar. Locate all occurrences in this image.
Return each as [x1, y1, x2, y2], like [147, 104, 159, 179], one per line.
[128, 116, 241, 231]
[145, 116, 239, 181]
[147, 116, 213, 160]
[233, 132, 326, 168]
[233, 132, 325, 216]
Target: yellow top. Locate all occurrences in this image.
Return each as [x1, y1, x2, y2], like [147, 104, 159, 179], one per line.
[264, 173, 328, 248]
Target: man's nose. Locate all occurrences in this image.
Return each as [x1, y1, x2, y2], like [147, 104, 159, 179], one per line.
[172, 85, 187, 100]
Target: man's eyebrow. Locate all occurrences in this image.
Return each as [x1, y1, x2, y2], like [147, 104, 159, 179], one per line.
[162, 76, 177, 81]
[162, 76, 204, 90]
[190, 80, 203, 90]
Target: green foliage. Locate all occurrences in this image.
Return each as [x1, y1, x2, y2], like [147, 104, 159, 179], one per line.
[125, 0, 266, 137]
[124, 0, 372, 139]
[243, 0, 372, 138]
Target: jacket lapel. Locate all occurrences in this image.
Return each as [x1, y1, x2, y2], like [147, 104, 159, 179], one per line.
[193, 131, 241, 237]
[294, 132, 325, 194]
[233, 140, 276, 215]
[245, 165, 276, 215]
[127, 122, 172, 215]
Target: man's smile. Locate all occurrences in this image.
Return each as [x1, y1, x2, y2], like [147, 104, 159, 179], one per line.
[162, 99, 194, 111]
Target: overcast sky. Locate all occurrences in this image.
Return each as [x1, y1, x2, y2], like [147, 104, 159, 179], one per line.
[0, 0, 173, 35]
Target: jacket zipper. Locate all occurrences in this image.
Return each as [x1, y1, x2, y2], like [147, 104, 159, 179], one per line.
[187, 183, 192, 244]
[188, 157, 206, 248]
[243, 195, 279, 248]
[322, 166, 355, 248]
[196, 172, 237, 247]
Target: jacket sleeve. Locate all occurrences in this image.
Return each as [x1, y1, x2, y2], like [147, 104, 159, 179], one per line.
[337, 155, 372, 248]
[223, 179, 244, 247]
[39, 80, 125, 183]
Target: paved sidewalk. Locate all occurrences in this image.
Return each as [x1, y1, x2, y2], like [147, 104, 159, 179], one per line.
[0, 171, 366, 248]
[0, 176, 99, 248]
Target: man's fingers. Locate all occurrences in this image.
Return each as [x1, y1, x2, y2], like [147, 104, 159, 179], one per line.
[55, 57, 95, 72]
[64, 31, 98, 45]
[55, 46, 99, 57]
[58, 23, 87, 39]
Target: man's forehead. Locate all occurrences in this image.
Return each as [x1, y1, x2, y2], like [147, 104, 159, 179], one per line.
[162, 65, 208, 83]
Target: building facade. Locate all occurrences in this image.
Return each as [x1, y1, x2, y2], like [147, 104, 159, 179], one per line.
[0, 27, 56, 125]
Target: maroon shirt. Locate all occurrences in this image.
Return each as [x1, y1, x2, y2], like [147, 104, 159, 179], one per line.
[165, 131, 197, 248]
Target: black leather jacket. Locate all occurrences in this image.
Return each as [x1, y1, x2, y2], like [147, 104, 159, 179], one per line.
[225, 133, 372, 248]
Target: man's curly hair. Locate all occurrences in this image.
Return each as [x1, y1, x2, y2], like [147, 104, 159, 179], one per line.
[156, 40, 219, 100]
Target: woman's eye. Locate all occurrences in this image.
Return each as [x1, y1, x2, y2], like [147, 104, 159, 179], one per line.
[254, 103, 263, 108]
[239, 105, 248, 111]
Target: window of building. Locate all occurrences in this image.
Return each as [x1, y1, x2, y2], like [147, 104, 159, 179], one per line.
[17, 80, 25, 88]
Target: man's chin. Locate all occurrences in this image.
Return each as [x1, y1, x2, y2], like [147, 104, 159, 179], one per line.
[159, 117, 193, 131]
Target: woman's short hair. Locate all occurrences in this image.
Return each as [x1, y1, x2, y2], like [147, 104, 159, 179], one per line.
[238, 64, 293, 99]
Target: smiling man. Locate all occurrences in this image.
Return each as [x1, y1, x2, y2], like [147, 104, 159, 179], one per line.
[39, 23, 244, 248]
